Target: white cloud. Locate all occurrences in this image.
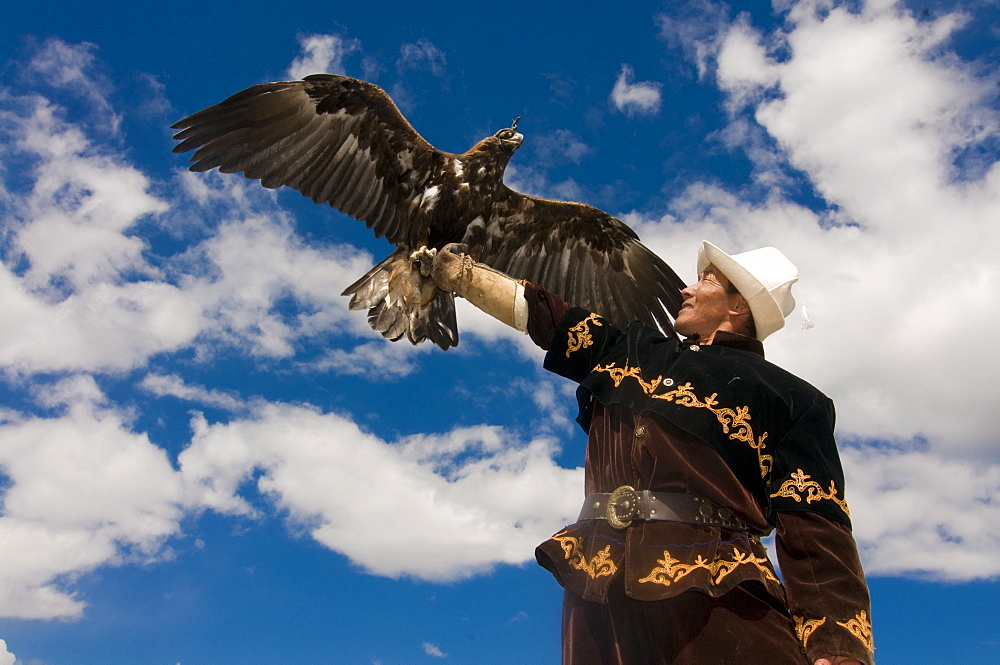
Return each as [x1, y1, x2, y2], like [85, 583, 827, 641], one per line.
[6, 95, 166, 290]
[140, 373, 246, 411]
[422, 642, 447, 658]
[178, 404, 582, 581]
[0, 374, 583, 618]
[0, 376, 187, 619]
[0, 81, 380, 375]
[0, 640, 13, 665]
[609, 64, 662, 117]
[176, 210, 369, 359]
[642, 0, 1000, 451]
[715, 20, 779, 111]
[24, 38, 120, 133]
[397, 39, 447, 75]
[844, 444, 1000, 580]
[287, 33, 361, 80]
[0, 42, 587, 617]
[0, 89, 195, 375]
[309, 340, 427, 378]
[531, 129, 592, 167]
[503, 163, 587, 204]
[634, 0, 1000, 576]
[656, 0, 732, 79]
[2, 9, 998, 632]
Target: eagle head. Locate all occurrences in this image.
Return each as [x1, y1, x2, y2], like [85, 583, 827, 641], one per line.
[493, 116, 523, 155]
[464, 117, 523, 172]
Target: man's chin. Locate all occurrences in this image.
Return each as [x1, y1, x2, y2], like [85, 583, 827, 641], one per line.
[673, 318, 694, 338]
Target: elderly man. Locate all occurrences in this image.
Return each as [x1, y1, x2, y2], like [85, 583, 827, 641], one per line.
[430, 241, 874, 665]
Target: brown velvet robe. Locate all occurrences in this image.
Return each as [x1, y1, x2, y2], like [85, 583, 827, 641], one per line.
[525, 285, 874, 665]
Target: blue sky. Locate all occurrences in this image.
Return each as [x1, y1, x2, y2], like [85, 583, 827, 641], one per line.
[1, 1, 999, 663]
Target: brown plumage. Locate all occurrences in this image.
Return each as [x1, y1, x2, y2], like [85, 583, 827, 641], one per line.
[172, 74, 685, 349]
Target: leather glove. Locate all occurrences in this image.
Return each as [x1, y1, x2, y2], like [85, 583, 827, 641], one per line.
[431, 243, 526, 331]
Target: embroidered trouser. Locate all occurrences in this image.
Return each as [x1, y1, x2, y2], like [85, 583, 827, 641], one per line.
[561, 582, 809, 665]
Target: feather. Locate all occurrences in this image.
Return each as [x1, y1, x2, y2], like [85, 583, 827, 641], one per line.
[173, 74, 685, 348]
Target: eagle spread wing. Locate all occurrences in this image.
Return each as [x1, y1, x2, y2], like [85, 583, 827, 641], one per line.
[173, 74, 685, 348]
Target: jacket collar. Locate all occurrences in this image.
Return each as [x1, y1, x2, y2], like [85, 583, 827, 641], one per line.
[683, 331, 765, 358]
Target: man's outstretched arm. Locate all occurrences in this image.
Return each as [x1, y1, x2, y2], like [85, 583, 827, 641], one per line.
[427, 244, 528, 332]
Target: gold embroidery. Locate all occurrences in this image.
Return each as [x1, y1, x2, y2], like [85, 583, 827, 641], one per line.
[837, 610, 874, 653]
[637, 547, 779, 587]
[769, 469, 851, 517]
[566, 313, 603, 357]
[551, 532, 618, 579]
[793, 615, 826, 648]
[593, 363, 773, 476]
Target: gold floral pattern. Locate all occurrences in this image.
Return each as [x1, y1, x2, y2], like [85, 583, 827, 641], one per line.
[637, 547, 779, 587]
[593, 362, 773, 477]
[837, 610, 875, 653]
[551, 532, 618, 579]
[769, 469, 851, 517]
[566, 313, 603, 357]
[793, 615, 826, 649]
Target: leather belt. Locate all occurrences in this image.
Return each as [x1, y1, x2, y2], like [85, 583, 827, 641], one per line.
[579, 485, 750, 531]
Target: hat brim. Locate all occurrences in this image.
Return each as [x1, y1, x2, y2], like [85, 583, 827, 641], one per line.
[697, 241, 785, 341]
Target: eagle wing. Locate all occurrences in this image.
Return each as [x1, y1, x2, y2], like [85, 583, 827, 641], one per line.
[465, 192, 685, 335]
[172, 74, 445, 248]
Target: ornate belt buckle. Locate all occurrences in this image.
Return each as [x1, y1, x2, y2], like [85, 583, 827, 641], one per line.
[606, 485, 639, 529]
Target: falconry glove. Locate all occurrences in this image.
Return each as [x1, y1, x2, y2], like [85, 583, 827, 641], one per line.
[429, 244, 528, 332]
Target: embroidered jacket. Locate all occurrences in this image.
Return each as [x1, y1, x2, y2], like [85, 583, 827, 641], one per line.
[526, 286, 874, 665]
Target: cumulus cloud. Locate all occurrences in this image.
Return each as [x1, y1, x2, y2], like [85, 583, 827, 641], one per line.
[179, 405, 581, 580]
[0, 372, 582, 618]
[0, 376, 187, 618]
[637, 1, 1000, 573]
[0, 640, 13, 665]
[0, 78, 378, 375]
[609, 64, 663, 117]
[176, 210, 368, 359]
[0, 89, 195, 375]
[287, 33, 361, 79]
[843, 445, 1000, 580]
[3, 5, 1000, 632]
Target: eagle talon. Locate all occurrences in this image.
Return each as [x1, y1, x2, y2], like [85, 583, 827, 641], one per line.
[411, 246, 438, 277]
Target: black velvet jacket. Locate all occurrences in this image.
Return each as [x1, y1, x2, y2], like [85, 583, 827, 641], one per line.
[526, 286, 874, 665]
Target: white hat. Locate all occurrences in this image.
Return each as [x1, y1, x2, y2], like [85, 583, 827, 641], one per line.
[697, 241, 799, 341]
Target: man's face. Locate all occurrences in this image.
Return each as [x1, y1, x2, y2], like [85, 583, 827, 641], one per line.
[673, 266, 739, 341]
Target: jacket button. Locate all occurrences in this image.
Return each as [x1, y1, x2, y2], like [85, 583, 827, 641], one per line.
[634, 425, 646, 437]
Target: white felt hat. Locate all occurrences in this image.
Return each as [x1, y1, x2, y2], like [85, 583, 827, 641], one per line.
[697, 241, 799, 341]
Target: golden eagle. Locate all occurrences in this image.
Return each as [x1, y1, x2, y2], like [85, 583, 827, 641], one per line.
[172, 74, 684, 349]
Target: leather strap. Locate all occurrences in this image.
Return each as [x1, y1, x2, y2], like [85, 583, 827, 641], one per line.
[579, 486, 750, 531]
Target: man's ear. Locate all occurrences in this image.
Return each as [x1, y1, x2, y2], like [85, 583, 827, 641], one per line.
[728, 294, 750, 316]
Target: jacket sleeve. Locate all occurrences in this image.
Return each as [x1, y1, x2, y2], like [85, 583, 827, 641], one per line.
[523, 283, 572, 350]
[524, 283, 625, 386]
[770, 395, 874, 663]
[776, 511, 875, 664]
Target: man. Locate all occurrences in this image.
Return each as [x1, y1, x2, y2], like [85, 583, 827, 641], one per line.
[429, 241, 873, 665]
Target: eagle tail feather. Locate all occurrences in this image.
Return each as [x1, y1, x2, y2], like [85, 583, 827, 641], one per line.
[341, 250, 459, 349]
